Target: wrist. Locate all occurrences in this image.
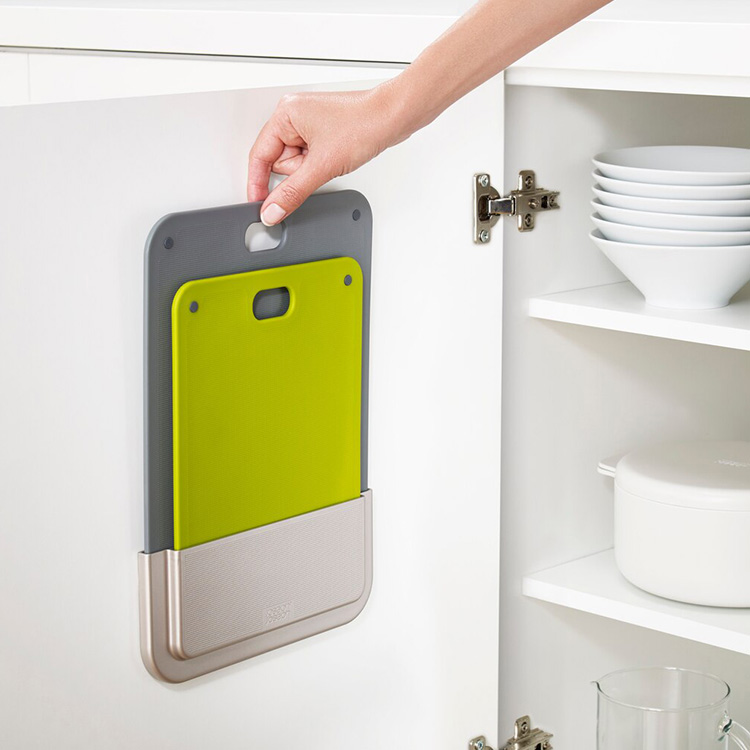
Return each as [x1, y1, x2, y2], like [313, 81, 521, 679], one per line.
[367, 77, 424, 149]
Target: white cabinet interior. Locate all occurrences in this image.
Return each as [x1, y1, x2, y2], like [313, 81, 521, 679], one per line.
[500, 85, 750, 743]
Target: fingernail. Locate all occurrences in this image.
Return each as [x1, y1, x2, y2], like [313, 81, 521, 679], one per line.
[261, 203, 285, 226]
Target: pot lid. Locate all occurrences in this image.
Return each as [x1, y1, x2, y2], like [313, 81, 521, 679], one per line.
[615, 441, 750, 511]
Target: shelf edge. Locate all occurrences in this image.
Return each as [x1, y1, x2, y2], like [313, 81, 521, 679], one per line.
[529, 287, 750, 352]
[523, 558, 750, 655]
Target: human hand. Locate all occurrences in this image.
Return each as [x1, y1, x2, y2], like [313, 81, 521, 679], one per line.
[247, 86, 404, 226]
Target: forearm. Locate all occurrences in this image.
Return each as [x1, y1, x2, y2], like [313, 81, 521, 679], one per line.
[378, 0, 612, 141]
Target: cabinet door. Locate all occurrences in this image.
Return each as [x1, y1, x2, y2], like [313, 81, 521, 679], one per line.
[25, 52, 394, 103]
[0, 50, 29, 105]
[0, 76, 503, 749]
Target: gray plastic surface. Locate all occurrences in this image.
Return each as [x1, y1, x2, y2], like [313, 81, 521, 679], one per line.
[144, 192, 372, 553]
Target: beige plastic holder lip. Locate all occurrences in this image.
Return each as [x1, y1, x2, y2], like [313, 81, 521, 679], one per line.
[139, 491, 373, 683]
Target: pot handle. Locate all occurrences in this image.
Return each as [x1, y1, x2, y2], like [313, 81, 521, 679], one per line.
[723, 714, 750, 750]
[597, 453, 626, 478]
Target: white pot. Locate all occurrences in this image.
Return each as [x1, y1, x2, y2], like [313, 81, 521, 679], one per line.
[598, 441, 750, 607]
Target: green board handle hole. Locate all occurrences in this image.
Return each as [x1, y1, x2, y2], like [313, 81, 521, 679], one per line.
[253, 287, 291, 320]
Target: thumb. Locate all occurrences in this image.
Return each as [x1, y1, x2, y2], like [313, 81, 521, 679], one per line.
[260, 158, 328, 227]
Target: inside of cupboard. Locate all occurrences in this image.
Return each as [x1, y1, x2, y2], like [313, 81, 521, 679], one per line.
[500, 85, 750, 745]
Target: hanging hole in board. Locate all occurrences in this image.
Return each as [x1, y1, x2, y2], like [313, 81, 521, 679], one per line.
[352, 210, 361, 221]
[245, 222, 285, 253]
[253, 287, 290, 320]
[344, 275, 353, 286]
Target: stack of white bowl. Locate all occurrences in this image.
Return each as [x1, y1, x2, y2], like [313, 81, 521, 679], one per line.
[590, 145, 750, 309]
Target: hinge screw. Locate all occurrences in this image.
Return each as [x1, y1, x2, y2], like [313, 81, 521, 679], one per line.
[469, 736, 492, 750]
[479, 229, 490, 243]
[479, 174, 490, 188]
[524, 174, 534, 189]
[523, 214, 534, 228]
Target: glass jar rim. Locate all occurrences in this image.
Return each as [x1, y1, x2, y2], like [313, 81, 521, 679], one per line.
[595, 666, 730, 713]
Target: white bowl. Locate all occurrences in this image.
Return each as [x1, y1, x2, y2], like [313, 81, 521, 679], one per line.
[591, 214, 750, 246]
[591, 199, 750, 231]
[593, 145, 750, 185]
[592, 185, 750, 217]
[594, 171, 750, 200]
[590, 229, 750, 309]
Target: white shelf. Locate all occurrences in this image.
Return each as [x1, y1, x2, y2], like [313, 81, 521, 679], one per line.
[529, 281, 750, 351]
[523, 550, 750, 654]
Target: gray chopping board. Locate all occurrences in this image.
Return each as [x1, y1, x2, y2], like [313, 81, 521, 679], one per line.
[144, 191, 372, 553]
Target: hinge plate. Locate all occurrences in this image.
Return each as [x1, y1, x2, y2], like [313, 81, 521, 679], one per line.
[473, 170, 560, 243]
[469, 715, 553, 750]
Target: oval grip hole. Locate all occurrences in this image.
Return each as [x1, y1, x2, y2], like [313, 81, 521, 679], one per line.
[245, 222, 284, 253]
[253, 287, 290, 320]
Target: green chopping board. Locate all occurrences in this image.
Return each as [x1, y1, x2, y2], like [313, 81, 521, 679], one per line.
[172, 257, 362, 550]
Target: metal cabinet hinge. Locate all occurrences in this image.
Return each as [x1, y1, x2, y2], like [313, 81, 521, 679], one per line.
[474, 170, 560, 243]
[469, 715, 553, 750]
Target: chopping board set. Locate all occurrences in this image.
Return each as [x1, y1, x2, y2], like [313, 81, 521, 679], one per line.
[143, 192, 372, 553]
[140, 192, 373, 682]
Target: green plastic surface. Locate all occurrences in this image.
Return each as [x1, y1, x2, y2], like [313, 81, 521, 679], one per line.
[172, 257, 362, 550]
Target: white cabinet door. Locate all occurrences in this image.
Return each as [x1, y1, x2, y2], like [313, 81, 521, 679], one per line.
[25, 52, 396, 104]
[0, 76, 503, 749]
[0, 50, 29, 105]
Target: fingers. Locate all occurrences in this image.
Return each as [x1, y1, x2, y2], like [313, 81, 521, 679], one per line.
[247, 119, 286, 203]
[260, 157, 329, 227]
[273, 145, 306, 175]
